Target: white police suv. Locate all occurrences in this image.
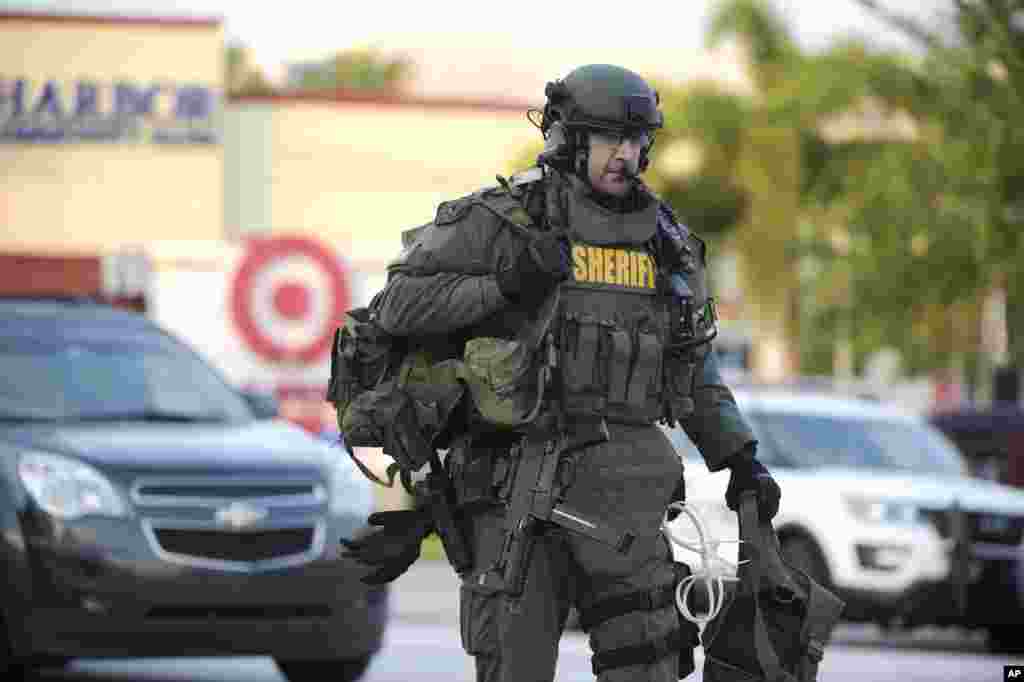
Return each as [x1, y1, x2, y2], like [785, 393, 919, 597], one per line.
[666, 386, 1024, 653]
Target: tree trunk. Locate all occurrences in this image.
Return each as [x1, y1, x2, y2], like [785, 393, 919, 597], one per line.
[1005, 266, 1024, 398]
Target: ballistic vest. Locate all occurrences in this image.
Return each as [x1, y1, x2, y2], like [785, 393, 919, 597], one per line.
[552, 176, 705, 425]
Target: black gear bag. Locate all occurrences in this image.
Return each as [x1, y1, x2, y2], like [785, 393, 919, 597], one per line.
[701, 492, 844, 682]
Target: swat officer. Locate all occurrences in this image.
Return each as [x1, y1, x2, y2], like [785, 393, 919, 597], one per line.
[342, 64, 781, 682]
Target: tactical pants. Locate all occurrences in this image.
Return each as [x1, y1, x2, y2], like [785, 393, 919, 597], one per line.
[454, 423, 690, 682]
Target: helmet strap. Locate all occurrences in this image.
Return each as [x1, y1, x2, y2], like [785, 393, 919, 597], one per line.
[573, 129, 589, 178]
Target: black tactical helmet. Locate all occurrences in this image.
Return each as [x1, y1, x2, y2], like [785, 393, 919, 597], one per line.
[539, 64, 663, 174]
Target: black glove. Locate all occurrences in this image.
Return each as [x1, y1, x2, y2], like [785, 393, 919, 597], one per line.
[497, 233, 571, 305]
[340, 507, 434, 585]
[724, 445, 781, 521]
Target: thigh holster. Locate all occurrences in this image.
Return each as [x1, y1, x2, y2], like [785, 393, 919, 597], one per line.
[583, 575, 701, 678]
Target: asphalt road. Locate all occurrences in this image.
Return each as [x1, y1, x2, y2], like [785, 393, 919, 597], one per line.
[29, 622, 1021, 682]
[25, 562, 1024, 682]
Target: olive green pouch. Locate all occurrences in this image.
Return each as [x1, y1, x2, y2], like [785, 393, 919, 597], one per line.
[457, 287, 561, 430]
[459, 337, 543, 429]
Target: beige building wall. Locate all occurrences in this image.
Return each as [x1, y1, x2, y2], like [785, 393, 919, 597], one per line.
[226, 97, 539, 272]
[0, 13, 224, 254]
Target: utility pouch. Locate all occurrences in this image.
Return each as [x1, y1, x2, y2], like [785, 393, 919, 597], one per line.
[325, 307, 394, 415]
[341, 351, 467, 472]
[342, 385, 433, 472]
[460, 338, 542, 429]
[606, 329, 632, 404]
[560, 312, 608, 415]
[627, 329, 662, 409]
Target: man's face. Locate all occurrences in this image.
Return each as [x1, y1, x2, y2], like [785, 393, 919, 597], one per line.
[586, 130, 648, 197]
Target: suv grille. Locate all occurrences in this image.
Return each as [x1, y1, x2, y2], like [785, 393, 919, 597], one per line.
[132, 476, 326, 571]
[136, 483, 317, 499]
[922, 509, 1024, 546]
[154, 527, 315, 562]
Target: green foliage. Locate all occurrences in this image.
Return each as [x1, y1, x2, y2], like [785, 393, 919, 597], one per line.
[504, 139, 545, 176]
[298, 50, 413, 92]
[707, 0, 798, 79]
[851, 0, 1024, 372]
[660, 175, 748, 237]
[225, 42, 275, 97]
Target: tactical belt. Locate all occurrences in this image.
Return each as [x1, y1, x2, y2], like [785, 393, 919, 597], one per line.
[578, 582, 677, 631]
[591, 625, 695, 675]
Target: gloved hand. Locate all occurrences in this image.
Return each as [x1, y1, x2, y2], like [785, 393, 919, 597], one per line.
[724, 445, 781, 521]
[497, 232, 572, 305]
[340, 507, 434, 585]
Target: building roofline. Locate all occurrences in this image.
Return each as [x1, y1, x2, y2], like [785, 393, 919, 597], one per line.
[230, 90, 539, 115]
[0, 10, 222, 29]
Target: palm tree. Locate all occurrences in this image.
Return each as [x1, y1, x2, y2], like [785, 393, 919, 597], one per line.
[647, 0, 943, 381]
[647, 0, 862, 379]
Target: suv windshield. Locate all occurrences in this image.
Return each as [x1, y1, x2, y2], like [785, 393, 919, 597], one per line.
[753, 411, 967, 476]
[0, 337, 252, 423]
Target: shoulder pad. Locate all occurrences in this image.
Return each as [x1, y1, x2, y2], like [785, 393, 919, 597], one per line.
[434, 196, 474, 226]
[434, 169, 544, 231]
[401, 222, 430, 248]
[474, 190, 535, 230]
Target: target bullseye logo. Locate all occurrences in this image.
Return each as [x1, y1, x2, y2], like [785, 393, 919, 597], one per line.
[229, 236, 349, 364]
[272, 281, 311, 320]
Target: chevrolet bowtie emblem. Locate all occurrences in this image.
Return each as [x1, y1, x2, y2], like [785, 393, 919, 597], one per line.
[214, 502, 268, 530]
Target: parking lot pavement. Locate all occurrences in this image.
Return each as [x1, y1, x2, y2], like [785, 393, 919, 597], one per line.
[391, 561, 995, 656]
[389, 560, 462, 625]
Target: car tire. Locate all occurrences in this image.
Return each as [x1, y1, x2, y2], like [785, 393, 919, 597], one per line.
[0, 617, 9, 678]
[780, 534, 830, 588]
[986, 624, 1024, 654]
[276, 656, 373, 682]
[0, 614, 69, 678]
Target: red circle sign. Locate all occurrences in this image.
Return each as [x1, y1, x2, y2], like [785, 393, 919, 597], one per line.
[273, 281, 311, 320]
[229, 235, 350, 364]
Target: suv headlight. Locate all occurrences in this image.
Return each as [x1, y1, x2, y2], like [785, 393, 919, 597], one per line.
[843, 495, 922, 526]
[329, 455, 374, 519]
[18, 452, 128, 520]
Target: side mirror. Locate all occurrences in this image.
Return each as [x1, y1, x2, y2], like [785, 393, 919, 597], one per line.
[241, 390, 280, 420]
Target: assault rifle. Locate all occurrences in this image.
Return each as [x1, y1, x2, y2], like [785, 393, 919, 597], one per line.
[476, 329, 635, 607]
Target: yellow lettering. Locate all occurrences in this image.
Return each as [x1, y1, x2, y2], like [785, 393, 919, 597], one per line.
[616, 250, 630, 286]
[587, 247, 603, 282]
[637, 254, 651, 289]
[603, 249, 616, 285]
[572, 244, 588, 282]
[570, 245, 658, 289]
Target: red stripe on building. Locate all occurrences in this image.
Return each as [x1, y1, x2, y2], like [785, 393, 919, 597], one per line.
[0, 10, 222, 29]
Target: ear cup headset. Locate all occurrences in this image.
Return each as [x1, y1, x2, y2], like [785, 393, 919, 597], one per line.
[535, 65, 662, 180]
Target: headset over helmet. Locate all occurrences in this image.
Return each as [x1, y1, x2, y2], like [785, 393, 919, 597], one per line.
[539, 64, 663, 175]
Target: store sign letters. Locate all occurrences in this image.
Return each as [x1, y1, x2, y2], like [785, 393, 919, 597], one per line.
[0, 77, 219, 144]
